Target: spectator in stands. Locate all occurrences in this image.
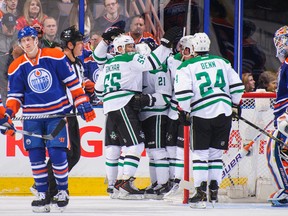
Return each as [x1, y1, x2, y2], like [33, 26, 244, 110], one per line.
[242, 73, 255, 92]
[0, 13, 18, 103]
[16, 0, 47, 31]
[126, 14, 159, 45]
[93, 0, 128, 34]
[40, 0, 59, 20]
[68, 0, 94, 36]
[40, 17, 61, 48]
[0, 0, 20, 18]
[257, 71, 278, 92]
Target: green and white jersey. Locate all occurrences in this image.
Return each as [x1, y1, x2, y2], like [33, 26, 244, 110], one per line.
[139, 63, 172, 121]
[96, 45, 172, 114]
[174, 54, 244, 118]
[167, 53, 182, 120]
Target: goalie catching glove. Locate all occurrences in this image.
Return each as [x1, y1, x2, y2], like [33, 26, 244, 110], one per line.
[74, 95, 96, 122]
[161, 26, 182, 48]
[0, 109, 16, 136]
[131, 94, 156, 111]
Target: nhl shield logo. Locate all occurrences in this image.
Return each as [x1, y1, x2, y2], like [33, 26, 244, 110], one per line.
[28, 68, 52, 93]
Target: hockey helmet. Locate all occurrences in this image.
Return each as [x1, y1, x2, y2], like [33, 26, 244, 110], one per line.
[179, 35, 194, 56]
[113, 34, 134, 54]
[192, 32, 210, 54]
[18, 26, 38, 41]
[135, 42, 151, 56]
[273, 26, 288, 59]
[60, 25, 84, 46]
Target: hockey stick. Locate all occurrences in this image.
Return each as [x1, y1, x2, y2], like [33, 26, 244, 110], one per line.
[12, 113, 80, 121]
[222, 118, 274, 179]
[236, 114, 288, 148]
[0, 118, 67, 140]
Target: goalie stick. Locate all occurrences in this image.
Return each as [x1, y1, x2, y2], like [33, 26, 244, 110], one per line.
[222, 118, 274, 179]
[236, 114, 288, 148]
[0, 118, 67, 140]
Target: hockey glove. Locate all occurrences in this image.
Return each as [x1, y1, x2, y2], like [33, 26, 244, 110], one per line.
[75, 95, 96, 122]
[177, 107, 191, 126]
[160, 26, 182, 48]
[232, 104, 241, 120]
[131, 94, 156, 111]
[102, 27, 125, 43]
[84, 79, 95, 94]
[0, 116, 16, 136]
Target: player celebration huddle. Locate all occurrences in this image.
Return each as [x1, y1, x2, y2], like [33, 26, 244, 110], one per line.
[1, 9, 288, 213]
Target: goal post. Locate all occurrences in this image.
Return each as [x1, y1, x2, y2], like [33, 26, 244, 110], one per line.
[182, 92, 276, 202]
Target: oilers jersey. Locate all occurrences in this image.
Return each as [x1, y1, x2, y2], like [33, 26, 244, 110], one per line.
[7, 48, 85, 116]
[274, 60, 288, 124]
[95, 45, 172, 114]
[174, 55, 244, 118]
[139, 63, 172, 121]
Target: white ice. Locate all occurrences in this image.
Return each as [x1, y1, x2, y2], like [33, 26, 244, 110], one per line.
[0, 196, 286, 216]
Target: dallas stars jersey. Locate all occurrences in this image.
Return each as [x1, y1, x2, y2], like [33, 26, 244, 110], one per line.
[7, 48, 85, 116]
[167, 52, 183, 120]
[95, 45, 172, 114]
[174, 54, 244, 118]
[139, 63, 172, 121]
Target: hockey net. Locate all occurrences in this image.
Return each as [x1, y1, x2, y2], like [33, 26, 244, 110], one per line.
[178, 92, 277, 203]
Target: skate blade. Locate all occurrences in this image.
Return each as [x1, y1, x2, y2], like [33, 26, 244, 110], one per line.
[32, 205, 50, 213]
[110, 192, 119, 199]
[144, 194, 163, 200]
[211, 200, 216, 208]
[118, 193, 144, 200]
[190, 201, 206, 209]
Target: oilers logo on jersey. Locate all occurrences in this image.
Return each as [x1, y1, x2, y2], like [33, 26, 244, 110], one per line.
[28, 68, 52, 93]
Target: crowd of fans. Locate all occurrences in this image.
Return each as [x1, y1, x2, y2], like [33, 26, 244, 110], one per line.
[0, 0, 159, 103]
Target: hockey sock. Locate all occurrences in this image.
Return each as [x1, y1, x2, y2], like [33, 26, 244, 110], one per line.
[155, 158, 169, 185]
[166, 146, 177, 180]
[48, 147, 68, 191]
[29, 147, 49, 193]
[105, 145, 121, 185]
[149, 158, 157, 184]
[174, 147, 184, 180]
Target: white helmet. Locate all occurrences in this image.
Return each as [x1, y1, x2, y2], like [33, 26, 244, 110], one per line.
[135, 43, 151, 56]
[113, 34, 134, 54]
[179, 35, 194, 57]
[273, 26, 288, 62]
[192, 32, 210, 54]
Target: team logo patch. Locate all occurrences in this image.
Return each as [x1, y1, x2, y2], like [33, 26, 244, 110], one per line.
[26, 139, 31, 145]
[28, 68, 52, 93]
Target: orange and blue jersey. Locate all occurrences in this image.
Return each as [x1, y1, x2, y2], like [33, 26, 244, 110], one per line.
[83, 55, 99, 83]
[7, 47, 85, 117]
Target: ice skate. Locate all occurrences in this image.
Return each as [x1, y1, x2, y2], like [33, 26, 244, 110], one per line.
[163, 182, 181, 200]
[118, 177, 144, 200]
[110, 180, 123, 199]
[52, 190, 69, 212]
[208, 180, 219, 207]
[189, 181, 207, 209]
[268, 189, 288, 207]
[31, 192, 50, 213]
[144, 182, 158, 199]
[29, 183, 38, 197]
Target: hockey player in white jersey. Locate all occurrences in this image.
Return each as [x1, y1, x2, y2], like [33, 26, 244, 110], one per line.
[135, 42, 172, 199]
[174, 32, 244, 208]
[164, 35, 195, 199]
[265, 25, 288, 207]
[95, 27, 181, 199]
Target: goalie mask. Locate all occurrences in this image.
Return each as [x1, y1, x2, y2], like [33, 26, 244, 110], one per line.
[192, 32, 210, 55]
[274, 26, 288, 62]
[113, 35, 135, 54]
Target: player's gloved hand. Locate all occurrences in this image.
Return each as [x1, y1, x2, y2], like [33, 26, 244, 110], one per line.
[0, 116, 16, 136]
[102, 27, 125, 43]
[131, 94, 156, 111]
[84, 79, 95, 94]
[232, 104, 241, 120]
[75, 95, 96, 122]
[177, 106, 191, 126]
[161, 26, 182, 48]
